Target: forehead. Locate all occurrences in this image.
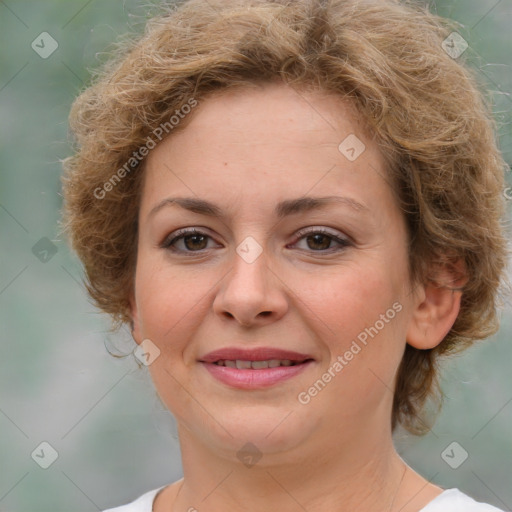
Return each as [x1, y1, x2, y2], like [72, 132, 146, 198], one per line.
[140, 82, 392, 218]
[166, 82, 370, 147]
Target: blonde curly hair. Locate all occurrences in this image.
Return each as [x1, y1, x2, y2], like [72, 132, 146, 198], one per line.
[60, 0, 510, 434]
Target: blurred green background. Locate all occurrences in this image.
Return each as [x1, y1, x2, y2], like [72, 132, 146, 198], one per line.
[0, 1, 511, 511]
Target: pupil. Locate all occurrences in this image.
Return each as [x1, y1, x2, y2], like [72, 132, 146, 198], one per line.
[308, 234, 330, 250]
[185, 235, 207, 250]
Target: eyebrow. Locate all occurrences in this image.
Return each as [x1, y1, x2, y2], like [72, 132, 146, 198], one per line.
[148, 195, 369, 221]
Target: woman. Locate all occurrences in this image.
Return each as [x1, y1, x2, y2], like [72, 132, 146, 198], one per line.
[60, 0, 509, 510]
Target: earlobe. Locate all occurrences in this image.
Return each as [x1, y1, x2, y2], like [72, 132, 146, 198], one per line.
[406, 258, 467, 350]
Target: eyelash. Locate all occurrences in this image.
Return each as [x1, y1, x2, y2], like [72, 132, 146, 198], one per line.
[160, 227, 351, 255]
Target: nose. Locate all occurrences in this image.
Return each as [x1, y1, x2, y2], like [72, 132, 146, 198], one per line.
[212, 240, 288, 327]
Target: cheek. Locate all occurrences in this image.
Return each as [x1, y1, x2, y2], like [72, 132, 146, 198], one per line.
[134, 256, 210, 349]
[304, 261, 408, 385]
[303, 265, 400, 340]
[134, 258, 212, 417]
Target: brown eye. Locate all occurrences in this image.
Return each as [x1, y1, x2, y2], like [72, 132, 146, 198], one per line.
[292, 228, 351, 253]
[161, 229, 214, 252]
[305, 233, 332, 251]
[161, 227, 351, 255]
[180, 233, 209, 251]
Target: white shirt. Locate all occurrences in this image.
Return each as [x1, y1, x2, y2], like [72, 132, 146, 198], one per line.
[103, 486, 506, 511]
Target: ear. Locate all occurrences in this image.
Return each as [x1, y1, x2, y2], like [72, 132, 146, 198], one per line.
[406, 257, 468, 350]
[129, 293, 142, 345]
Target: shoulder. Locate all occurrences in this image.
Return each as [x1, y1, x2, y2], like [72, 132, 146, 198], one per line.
[102, 486, 165, 512]
[420, 488, 506, 512]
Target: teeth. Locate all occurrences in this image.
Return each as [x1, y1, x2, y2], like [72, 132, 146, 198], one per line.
[251, 360, 269, 369]
[215, 359, 299, 368]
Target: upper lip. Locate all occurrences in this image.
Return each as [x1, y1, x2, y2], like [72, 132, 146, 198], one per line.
[199, 347, 314, 363]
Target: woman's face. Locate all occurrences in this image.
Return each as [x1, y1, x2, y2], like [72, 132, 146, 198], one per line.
[131, 82, 421, 461]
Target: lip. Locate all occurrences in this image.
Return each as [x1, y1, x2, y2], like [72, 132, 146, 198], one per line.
[199, 347, 313, 363]
[199, 347, 315, 389]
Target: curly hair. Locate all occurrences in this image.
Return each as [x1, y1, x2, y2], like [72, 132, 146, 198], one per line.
[60, 0, 510, 434]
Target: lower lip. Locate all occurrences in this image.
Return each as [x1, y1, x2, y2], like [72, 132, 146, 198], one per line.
[201, 361, 314, 389]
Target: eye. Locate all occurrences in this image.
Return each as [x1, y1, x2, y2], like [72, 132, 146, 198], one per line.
[160, 226, 351, 255]
[291, 227, 351, 253]
[160, 228, 217, 253]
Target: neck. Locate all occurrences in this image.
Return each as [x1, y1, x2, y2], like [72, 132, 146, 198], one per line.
[171, 422, 407, 512]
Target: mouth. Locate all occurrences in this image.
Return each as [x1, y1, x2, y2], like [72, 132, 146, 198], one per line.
[199, 348, 315, 389]
[212, 358, 310, 368]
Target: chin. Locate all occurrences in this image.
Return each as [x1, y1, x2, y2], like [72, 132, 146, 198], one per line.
[179, 402, 318, 461]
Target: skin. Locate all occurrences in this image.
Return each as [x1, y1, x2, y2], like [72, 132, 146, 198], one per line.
[130, 82, 464, 512]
